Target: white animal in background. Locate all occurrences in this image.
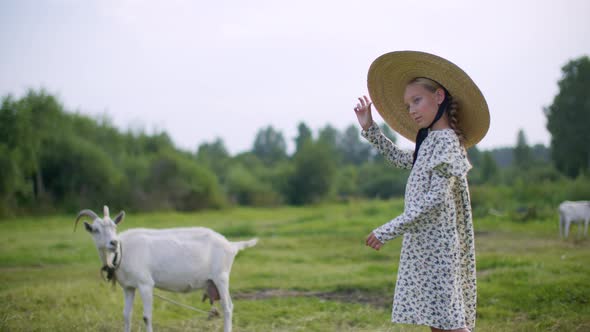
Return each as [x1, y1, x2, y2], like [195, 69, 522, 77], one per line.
[74, 206, 258, 332]
[558, 200, 590, 238]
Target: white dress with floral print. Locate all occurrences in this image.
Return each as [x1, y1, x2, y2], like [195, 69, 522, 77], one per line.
[361, 123, 477, 331]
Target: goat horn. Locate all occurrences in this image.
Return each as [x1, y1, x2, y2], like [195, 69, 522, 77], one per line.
[74, 209, 99, 232]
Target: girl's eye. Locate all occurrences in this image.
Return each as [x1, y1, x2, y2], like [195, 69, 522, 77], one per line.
[413, 97, 421, 104]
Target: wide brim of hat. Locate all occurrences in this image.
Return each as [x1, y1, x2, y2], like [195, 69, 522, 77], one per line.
[367, 51, 489, 148]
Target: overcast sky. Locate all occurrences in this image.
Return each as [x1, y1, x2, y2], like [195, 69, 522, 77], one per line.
[1, 0, 589, 154]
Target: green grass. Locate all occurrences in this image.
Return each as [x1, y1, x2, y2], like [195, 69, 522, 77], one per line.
[1, 200, 589, 331]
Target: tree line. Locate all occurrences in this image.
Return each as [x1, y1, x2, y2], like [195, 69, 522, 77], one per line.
[0, 56, 588, 217]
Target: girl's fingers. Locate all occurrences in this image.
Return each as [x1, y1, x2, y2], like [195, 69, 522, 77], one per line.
[355, 96, 373, 112]
[372, 239, 381, 249]
[356, 103, 362, 112]
[366, 232, 381, 249]
[374, 240, 381, 248]
[366, 232, 383, 250]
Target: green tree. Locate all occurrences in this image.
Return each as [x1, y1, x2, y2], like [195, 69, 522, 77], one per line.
[468, 145, 482, 168]
[318, 125, 339, 146]
[0, 96, 32, 209]
[286, 141, 336, 205]
[317, 124, 342, 163]
[339, 125, 371, 165]
[0, 89, 240, 215]
[144, 150, 225, 211]
[545, 56, 590, 177]
[480, 151, 498, 183]
[225, 164, 281, 206]
[196, 138, 230, 182]
[197, 138, 229, 162]
[358, 162, 408, 198]
[333, 165, 358, 200]
[513, 129, 533, 169]
[294, 122, 312, 155]
[39, 135, 123, 210]
[0, 89, 71, 209]
[252, 126, 287, 166]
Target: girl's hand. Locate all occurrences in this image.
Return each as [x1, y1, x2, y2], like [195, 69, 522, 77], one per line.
[354, 95, 373, 130]
[366, 232, 383, 251]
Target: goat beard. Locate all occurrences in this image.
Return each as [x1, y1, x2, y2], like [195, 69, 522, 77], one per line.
[100, 249, 117, 269]
[105, 251, 116, 268]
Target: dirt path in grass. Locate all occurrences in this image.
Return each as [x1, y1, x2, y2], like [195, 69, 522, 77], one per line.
[233, 289, 391, 308]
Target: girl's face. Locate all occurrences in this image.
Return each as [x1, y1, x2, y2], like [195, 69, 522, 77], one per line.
[403, 83, 445, 128]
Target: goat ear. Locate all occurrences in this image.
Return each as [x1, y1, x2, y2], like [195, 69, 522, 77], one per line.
[113, 211, 125, 225]
[84, 222, 93, 233]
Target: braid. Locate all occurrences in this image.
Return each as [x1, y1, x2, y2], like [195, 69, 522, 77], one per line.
[446, 95, 466, 146]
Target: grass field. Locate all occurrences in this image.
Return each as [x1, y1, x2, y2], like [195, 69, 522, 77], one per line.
[1, 199, 589, 331]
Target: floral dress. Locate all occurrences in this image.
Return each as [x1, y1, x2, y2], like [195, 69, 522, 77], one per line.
[361, 122, 477, 331]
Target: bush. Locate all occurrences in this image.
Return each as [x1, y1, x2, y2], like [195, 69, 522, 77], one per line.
[470, 174, 590, 220]
[333, 166, 359, 200]
[40, 135, 123, 211]
[142, 150, 225, 211]
[225, 164, 282, 206]
[567, 173, 590, 201]
[358, 163, 409, 199]
[286, 141, 336, 205]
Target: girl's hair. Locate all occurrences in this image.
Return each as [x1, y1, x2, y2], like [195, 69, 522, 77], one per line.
[408, 77, 466, 146]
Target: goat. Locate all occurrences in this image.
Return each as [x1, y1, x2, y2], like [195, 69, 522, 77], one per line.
[558, 200, 590, 238]
[74, 206, 258, 332]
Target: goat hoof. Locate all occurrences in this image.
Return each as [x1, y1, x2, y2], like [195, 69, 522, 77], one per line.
[208, 307, 220, 320]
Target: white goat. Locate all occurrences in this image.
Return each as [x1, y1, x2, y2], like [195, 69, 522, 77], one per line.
[74, 206, 258, 332]
[558, 200, 590, 238]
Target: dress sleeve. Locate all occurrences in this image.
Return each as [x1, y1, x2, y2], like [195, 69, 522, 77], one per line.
[372, 170, 451, 243]
[371, 136, 472, 243]
[361, 122, 414, 170]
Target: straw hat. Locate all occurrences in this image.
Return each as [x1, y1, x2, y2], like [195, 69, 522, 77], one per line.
[367, 51, 489, 148]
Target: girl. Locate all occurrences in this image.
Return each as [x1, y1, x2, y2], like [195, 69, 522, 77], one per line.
[353, 51, 489, 332]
